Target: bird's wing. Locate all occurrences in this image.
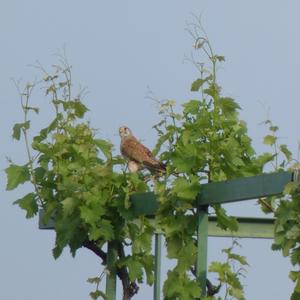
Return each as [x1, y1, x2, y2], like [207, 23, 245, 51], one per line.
[121, 136, 165, 172]
[121, 136, 153, 162]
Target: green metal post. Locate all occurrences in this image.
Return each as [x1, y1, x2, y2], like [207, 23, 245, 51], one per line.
[154, 233, 162, 300]
[106, 241, 117, 300]
[196, 206, 208, 296]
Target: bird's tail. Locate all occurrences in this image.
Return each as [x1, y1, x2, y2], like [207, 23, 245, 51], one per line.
[144, 160, 166, 174]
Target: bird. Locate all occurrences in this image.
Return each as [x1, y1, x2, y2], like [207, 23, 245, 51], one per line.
[127, 160, 141, 173]
[119, 126, 166, 173]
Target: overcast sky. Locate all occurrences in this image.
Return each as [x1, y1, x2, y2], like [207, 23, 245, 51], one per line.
[1, 1, 300, 299]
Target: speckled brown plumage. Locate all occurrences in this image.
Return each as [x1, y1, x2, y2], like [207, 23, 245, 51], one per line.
[119, 126, 166, 173]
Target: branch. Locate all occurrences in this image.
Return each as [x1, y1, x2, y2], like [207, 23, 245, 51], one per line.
[258, 198, 275, 213]
[190, 266, 221, 297]
[117, 242, 139, 300]
[82, 240, 107, 264]
[83, 240, 139, 300]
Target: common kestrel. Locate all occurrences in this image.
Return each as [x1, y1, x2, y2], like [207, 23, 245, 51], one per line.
[119, 126, 166, 173]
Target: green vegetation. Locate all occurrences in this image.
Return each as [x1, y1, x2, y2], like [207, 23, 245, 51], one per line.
[6, 26, 300, 300]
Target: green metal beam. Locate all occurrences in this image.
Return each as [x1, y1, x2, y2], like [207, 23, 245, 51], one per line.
[38, 172, 292, 227]
[196, 207, 208, 297]
[154, 234, 162, 300]
[198, 171, 293, 206]
[106, 242, 117, 300]
[208, 216, 275, 239]
[131, 192, 159, 217]
[131, 171, 293, 215]
[38, 211, 275, 239]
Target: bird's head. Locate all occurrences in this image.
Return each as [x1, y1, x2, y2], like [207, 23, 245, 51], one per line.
[119, 126, 132, 138]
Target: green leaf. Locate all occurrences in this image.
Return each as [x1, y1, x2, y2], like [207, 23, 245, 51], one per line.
[291, 248, 300, 266]
[163, 270, 200, 299]
[33, 167, 47, 182]
[121, 256, 144, 282]
[132, 229, 153, 254]
[223, 249, 248, 266]
[203, 84, 219, 99]
[275, 201, 294, 225]
[166, 235, 182, 258]
[182, 100, 200, 115]
[229, 287, 245, 300]
[291, 291, 300, 300]
[191, 75, 212, 92]
[295, 274, 300, 293]
[280, 144, 292, 161]
[89, 290, 106, 300]
[256, 152, 276, 168]
[25, 106, 39, 114]
[140, 254, 154, 285]
[191, 78, 206, 92]
[263, 134, 276, 146]
[5, 164, 30, 190]
[290, 271, 300, 282]
[209, 261, 229, 276]
[74, 101, 89, 118]
[214, 204, 238, 232]
[89, 220, 114, 241]
[172, 176, 200, 200]
[13, 193, 38, 218]
[61, 197, 76, 216]
[269, 125, 279, 132]
[215, 55, 225, 62]
[12, 121, 30, 140]
[95, 139, 113, 159]
[153, 131, 172, 156]
[80, 205, 105, 225]
[175, 241, 197, 272]
[87, 277, 101, 285]
[284, 182, 298, 195]
[53, 214, 82, 259]
[286, 225, 300, 240]
[219, 97, 241, 116]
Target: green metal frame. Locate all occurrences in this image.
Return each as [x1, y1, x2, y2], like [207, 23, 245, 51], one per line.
[106, 242, 117, 299]
[39, 171, 293, 299]
[154, 234, 162, 300]
[196, 207, 209, 296]
[208, 216, 275, 239]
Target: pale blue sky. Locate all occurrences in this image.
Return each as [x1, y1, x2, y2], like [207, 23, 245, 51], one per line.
[1, 1, 299, 299]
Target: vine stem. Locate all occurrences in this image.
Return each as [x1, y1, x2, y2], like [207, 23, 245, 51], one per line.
[258, 198, 275, 213]
[82, 240, 139, 300]
[21, 84, 44, 206]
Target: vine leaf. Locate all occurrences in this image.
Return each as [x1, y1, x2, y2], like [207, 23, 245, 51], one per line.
[191, 78, 207, 92]
[182, 100, 200, 115]
[191, 75, 212, 92]
[95, 139, 113, 159]
[89, 290, 106, 300]
[263, 135, 276, 146]
[5, 164, 30, 190]
[12, 121, 30, 140]
[219, 97, 241, 116]
[13, 193, 38, 218]
[280, 144, 292, 161]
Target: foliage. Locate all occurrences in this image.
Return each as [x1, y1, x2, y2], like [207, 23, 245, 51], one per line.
[87, 270, 107, 300]
[258, 121, 300, 300]
[7, 62, 154, 299]
[206, 241, 248, 300]
[6, 21, 300, 300]
[151, 21, 267, 299]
